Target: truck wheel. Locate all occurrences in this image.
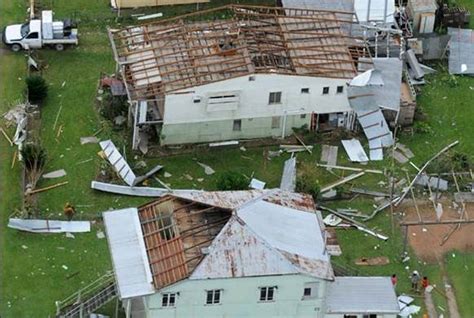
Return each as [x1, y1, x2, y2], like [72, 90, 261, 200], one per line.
[11, 44, 21, 52]
[55, 44, 64, 51]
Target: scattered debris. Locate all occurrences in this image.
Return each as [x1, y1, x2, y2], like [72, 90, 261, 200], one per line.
[350, 188, 390, 197]
[113, 115, 126, 126]
[316, 164, 383, 174]
[320, 145, 338, 169]
[91, 181, 200, 197]
[80, 136, 99, 145]
[414, 174, 449, 191]
[294, 134, 312, 154]
[0, 128, 13, 146]
[65, 232, 75, 239]
[28, 181, 69, 195]
[99, 140, 162, 186]
[355, 256, 390, 266]
[454, 192, 474, 203]
[321, 189, 337, 199]
[320, 206, 388, 240]
[163, 172, 172, 178]
[8, 219, 91, 233]
[323, 214, 342, 226]
[249, 178, 266, 190]
[42, 169, 67, 179]
[395, 141, 459, 206]
[396, 143, 415, 158]
[137, 12, 163, 20]
[197, 162, 215, 175]
[62, 265, 68, 270]
[96, 231, 105, 239]
[391, 149, 409, 164]
[341, 139, 369, 162]
[280, 144, 314, 153]
[209, 140, 239, 147]
[320, 172, 365, 193]
[279, 157, 296, 192]
[239, 146, 246, 152]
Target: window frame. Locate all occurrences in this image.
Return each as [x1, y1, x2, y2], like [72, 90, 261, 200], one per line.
[322, 86, 330, 95]
[301, 88, 310, 94]
[233, 119, 242, 131]
[336, 85, 344, 94]
[161, 292, 177, 307]
[26, 32, 39, 39]
[206, 289, 221, 305]
[268, 91, 282, 105]
[259, 286, 275, 302]
[302, 282, 319, 300]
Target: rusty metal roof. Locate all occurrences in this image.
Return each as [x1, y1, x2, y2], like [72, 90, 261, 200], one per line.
[130, 190, 332, 292]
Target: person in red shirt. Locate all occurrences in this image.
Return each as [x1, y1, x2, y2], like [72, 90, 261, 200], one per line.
[391, 274, 398, 286]
[422, 276, 429, 289]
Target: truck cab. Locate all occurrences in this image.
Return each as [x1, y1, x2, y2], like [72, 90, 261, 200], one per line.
[2, 11, 78, 51]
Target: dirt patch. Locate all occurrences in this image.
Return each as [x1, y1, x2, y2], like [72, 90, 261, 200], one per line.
[401, 200, 474, 262]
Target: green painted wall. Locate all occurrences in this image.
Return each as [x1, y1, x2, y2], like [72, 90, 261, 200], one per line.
[160, 114, 310, 145]
[144, 274, 327, 318]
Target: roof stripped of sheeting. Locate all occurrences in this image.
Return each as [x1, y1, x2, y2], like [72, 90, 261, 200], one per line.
[109, 5, 368, 100]
[104, 190, 328, 295]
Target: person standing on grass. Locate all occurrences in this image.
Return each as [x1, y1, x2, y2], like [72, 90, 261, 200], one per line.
[63, 202, 76, 221]
[411, 271, 421, 291]
[391, 274, 398, 286]
[421, 276, 429, 290]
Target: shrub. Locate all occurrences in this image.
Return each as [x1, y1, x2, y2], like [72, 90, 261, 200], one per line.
[99, 91, 128, 122]
[216, 171, 248, 191]
[296, 174, 320, 200]
[25, 75, 48, 104]
[295, 163, 321, 200]
[21, 143, 47, 171]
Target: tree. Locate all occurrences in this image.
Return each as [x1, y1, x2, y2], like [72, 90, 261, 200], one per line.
[26, 75, 48, 104]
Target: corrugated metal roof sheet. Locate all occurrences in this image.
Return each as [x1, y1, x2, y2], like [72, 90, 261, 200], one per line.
[326, 277, 400, 314]
[448, 28, 474, 75]
[103, 208, 155, 299]
[175, 190, 315, 212]
[190, 200, 333, 281]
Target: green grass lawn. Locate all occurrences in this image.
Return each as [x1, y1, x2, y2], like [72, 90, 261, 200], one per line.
[1, 0, 473, 317]
[445, 252, 474, 317]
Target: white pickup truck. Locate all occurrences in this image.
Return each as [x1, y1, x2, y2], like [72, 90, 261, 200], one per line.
[2, 11, 78, 51]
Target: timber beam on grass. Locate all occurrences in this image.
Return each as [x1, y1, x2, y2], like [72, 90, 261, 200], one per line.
[316, 163, 383, 174]
[395, 141, 459, 207]
[320, 206, 388, 240]
[400, 219, 474, 226]
[320, 172, 365, 193]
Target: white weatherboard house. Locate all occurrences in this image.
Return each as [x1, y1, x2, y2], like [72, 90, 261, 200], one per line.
[103, 190, 400, 317]
[109, 5, 372, 148]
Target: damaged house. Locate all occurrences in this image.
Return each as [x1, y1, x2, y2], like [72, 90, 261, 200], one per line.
[108, 5, 374, 148]
[103, 190, 399, 317]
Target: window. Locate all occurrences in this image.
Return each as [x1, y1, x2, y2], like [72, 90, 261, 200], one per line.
[193, 97, 201, 103]
[300, 114, 306, 119]
[343, 316, 357, 318]
[363, 315, 377, 318]
[301, 88, 310, 94]
[302, 282, 319, 300]
[271, 116, 280, 129]
[162, 293, 176, 307]
[26, 32, 39, 39]
[233, 119, 242, 131]
[322, 87, 330, 95]
[337, 85, 344, 94]
[249, 76, 256, 81]
[259, 286, 275, 302]
[268, 92, 282, 104]
[206, 290, 221, 305]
